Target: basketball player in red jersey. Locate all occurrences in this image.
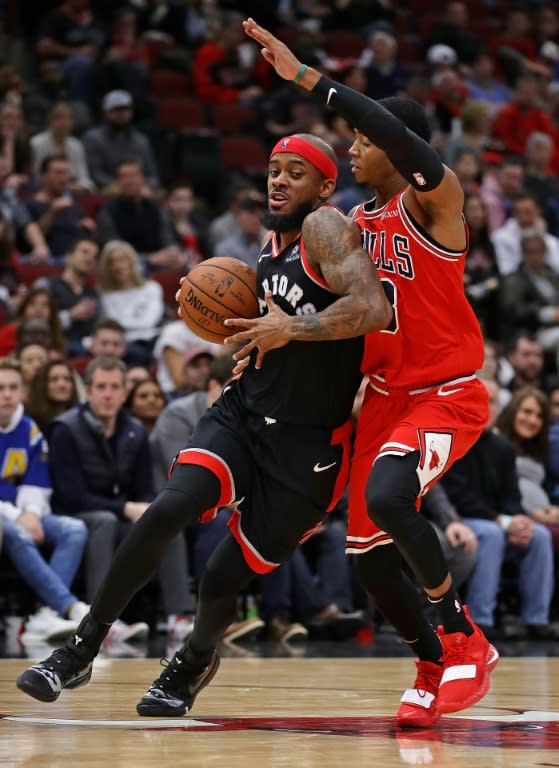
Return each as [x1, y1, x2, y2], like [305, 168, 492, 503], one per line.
[236, 19, 499, 727]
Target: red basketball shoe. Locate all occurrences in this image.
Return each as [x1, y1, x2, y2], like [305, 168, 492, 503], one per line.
[396, 660, 443, 727]
[436, 605, 499, 715]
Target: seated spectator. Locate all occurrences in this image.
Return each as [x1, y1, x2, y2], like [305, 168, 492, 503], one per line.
[48, 356, 191, 641]
[491, 193, 559, 276]
[83, 90, 159, 191]
[358, 29, 410, 100]
[16, 342, 49, 402]
[500, 233, 559, 366]
[0, 287, 66, 358]
[214, 191, 266, 270]
[453, 148, 482, 195]
[70, 316, 126, 375]
[192, 11, 266, 105]
[428, 0, 482, 65]
[209, 179, 259, 248]
[0, 210, 18, 315]
[442, 379, 554, 640]
[153, 319, 220, 398]
[30, 102, 94, 191]
[164, 184, 213, 269]
[429, 68, 469, 137]
[462, 193, 501, 339]
[0, 100, 31, 182]
[498, 388, 559, 556]
[49, 235, 99, 358]
[503, 331, 551, 394]
[465, 51, 510, 117]
[25, 358, 80, 432]
[480, 156, 525, 233]
[125, 364, 150, 395]
[524, 131, 559, 237]
[444, 100, 492, 168]
[180, 347, 216, 398]
[36, 0, 106, 106]
[262, 78, 325, 143]
[26, 155, 96, 263]
[0, 357, 89, 643]
[98, 240, 165, 365]
[96, 161, 175, 270]
[492, 74, 554, 159]
[23, 58, 91, 136]
[125, 378, 166, 435]
[494, 8, 543, 86]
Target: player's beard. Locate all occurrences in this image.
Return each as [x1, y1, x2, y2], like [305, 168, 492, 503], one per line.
[263, 199, 317, 233]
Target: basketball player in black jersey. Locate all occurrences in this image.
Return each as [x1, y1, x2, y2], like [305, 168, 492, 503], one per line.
[16, 135, 392, 715]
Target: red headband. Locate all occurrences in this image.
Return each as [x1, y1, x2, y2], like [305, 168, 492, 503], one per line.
[270, 136, 338, 181]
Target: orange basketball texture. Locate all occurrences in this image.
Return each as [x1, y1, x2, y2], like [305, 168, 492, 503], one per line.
[179, 257, 259, 344]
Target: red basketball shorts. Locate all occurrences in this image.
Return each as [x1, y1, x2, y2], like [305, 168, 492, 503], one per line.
[347, 375, 488, 555]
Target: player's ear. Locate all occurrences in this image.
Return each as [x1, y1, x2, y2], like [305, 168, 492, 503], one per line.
[320, 178, 336, 201]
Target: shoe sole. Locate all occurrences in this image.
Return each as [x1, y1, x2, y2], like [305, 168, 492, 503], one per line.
[437, 643, 499, 714]
[136, 653, 220, 717]
[396, 709, 441, 729]
[16, 665, 92, 703]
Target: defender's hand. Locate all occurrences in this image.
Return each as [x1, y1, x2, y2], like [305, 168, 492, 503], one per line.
[243, 18, 302, 81]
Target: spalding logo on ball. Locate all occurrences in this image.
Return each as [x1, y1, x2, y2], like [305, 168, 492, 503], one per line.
[179, 256, 259, 344]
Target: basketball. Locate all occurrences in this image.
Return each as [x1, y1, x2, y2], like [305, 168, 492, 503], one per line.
[178, 256, 259, 344]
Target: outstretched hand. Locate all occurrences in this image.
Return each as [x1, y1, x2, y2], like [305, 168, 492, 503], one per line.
[224, 291, 293, 370]
[243, 17, 302, 81]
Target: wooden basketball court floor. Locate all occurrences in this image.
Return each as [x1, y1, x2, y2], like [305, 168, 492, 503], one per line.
[2, 655, 559, 767]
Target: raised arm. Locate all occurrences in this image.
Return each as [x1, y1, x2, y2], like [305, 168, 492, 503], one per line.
[224, 206, 392, 369]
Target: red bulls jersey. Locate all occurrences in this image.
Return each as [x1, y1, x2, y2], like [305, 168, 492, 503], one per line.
[353, 191, 484, 390]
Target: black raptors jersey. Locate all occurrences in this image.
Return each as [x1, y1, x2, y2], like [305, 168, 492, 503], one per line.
[237, 231, 364, 427]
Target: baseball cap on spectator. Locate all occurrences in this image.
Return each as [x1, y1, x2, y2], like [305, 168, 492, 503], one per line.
[239, 191, 266, 211]
[185, 347, 215, 364]
[426, 44, 457, 66]
[103, 90, 133, 111]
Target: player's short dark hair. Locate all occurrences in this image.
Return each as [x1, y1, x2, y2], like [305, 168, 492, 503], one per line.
[84, 355, 126, 386]
[378, 97, 432, 142]
[93, 317, 125, 336]
[40, 153, 69, 175]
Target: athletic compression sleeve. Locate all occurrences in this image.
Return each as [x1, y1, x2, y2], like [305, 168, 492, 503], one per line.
[312, 75, 445, 191]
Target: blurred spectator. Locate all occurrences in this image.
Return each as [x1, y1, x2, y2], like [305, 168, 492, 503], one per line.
[124, 378, 166, 435]
[504, 331, 548, 394]
[16, 343, 49, 402]
[357, 29, 410, 100]
[0, 211, 18, 314]
[163, 183, 213, 269]
[23, 59, 91, 136]
[135, 0, 187, 45]
[0, 357, 89, 644]
[25, 358, 80, 432]
[492, 74, 554, 159]
[97, 240, 165, 365]
[443, 100, 491, 168]
[209, 179, 259, 248]
[430, 68, 469, 136]
[96, 8, 150, 108]
[524, 131, 559, 237]
[495, 7, 542, 86]
[0, 287, 66, 358]
[491, 193, 559, 276]
[0, 140, 49, 263]
[535, 5, 559, 49]
[49, 356, 190, 640]
[462, 192, 501, 339]
[453, 148, 482, 194]
[49, 235, 99, 358]
[480, 156, 525, 232]
[442, 378, 554, 639]
[548, 383, 559, 424]
[214, 191, 266, 270]
[83, 90, 159, 191]
[428, 0, 482, 65]
[0, 62, 25, 105]
[124, 364, 150, 395]
[70, 316, 126, 375]
[31, 102, 94, 191]
[500, 232, 559, 362]
[192, 10, 266, 105]
[465, 51, 510, 116]
[37, 0, 106, 105]
[0, 100, 31, 181]
[96, 160, 175, 269]
[262, 77, 326, 142]
[26, 155, 96, 262]
[153, 319, 220, 398]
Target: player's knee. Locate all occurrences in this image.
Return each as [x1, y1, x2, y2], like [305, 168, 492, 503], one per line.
[365, 454, 420, 533]
[356, 544, 401, 588]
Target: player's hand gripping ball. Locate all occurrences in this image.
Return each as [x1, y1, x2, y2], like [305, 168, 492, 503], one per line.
[178, 256, 259, 344]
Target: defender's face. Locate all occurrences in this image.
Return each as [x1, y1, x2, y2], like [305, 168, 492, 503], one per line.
[267, 154, 327, 215]
[349, 130, 390, 187]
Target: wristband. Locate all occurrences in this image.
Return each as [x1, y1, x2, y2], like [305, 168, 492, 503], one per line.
[499, 514, 512, 532]
[293, 64, 308, 84]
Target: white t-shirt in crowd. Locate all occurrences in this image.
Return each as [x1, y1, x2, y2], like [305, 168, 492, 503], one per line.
[100, 281, 165, 342]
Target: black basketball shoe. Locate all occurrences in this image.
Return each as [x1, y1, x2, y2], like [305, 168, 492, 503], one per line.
[16, 613, 109, 703]
[137, 643, 220, 717]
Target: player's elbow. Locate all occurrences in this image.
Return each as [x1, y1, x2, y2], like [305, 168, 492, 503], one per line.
[363, 298, 393, 333]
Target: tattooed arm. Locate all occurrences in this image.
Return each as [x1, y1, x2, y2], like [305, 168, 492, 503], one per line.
[224, 207, 392, 369]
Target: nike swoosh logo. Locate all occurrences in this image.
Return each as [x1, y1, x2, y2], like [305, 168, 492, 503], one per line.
[437, 386, 463, 397]
[313, 461, 336, 473]
[327, 87, 337, 105]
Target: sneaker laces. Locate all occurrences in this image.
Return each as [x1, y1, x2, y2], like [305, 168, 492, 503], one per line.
[150, 652, 202, 691]
[440, 632, 471, 665]
[413, 662, 442, 694]
[40, 647, 84, 675]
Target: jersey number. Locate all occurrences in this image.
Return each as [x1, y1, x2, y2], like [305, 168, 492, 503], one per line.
[381, 279, 399, 334]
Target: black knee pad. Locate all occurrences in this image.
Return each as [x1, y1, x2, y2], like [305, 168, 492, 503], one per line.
[365, 452, 420, 535]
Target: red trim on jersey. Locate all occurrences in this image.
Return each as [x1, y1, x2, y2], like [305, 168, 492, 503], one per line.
[300, 238, 335, 292]
[176, 448, 235, 522]
[228, 508, 279, 574]
[397, 196, 466, 261]
[326, 419, 353, 512]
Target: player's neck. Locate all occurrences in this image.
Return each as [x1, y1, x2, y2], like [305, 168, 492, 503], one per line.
[277, 230, 301, 250]
[374, 179, 406, 208]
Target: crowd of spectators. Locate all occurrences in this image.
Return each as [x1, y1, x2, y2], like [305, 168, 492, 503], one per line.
[3, 0, 559, 655]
